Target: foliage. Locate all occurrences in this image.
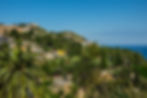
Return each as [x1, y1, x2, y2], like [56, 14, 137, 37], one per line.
[0, 25, 147, 98]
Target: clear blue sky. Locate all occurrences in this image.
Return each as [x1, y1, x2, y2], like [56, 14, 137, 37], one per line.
[0, 0, 147, 45]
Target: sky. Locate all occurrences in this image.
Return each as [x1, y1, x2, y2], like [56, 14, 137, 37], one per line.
[0, 0, 147, 45]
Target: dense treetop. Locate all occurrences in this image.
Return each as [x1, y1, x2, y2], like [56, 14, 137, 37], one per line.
[0, 24, 147, 98]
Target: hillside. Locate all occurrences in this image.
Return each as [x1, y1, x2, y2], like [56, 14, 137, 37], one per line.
[0, 24, 147, 98]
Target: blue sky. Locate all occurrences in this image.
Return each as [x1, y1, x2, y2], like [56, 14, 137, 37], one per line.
[0, 0, 147, 45]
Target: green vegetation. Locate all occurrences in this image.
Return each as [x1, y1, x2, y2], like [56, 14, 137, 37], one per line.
[0, 24, 147, 98]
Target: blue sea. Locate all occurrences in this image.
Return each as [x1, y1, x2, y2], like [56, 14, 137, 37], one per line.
[116, 46, 147, 60]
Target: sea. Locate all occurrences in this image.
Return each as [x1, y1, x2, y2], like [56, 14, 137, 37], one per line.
[112, 45, 147, 60]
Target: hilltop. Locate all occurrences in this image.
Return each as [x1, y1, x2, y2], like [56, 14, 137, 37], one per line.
[0, 24, 147, 98]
